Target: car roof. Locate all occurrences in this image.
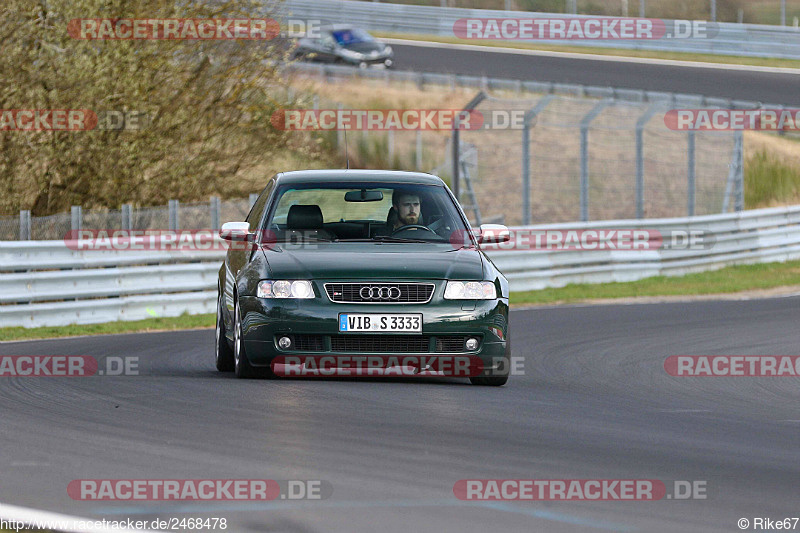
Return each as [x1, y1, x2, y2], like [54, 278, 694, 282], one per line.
[322, 25, 360, 32]
[274, 170, 445, 186]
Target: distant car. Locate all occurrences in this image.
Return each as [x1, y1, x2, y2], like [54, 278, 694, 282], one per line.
[215, 170, 511, 385]
[292, 25, 394, 68]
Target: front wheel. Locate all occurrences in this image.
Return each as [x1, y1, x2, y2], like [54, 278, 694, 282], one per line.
[470, 337, 510, 387]
[233, 301, 258, 379]
[233, 300, 277, 379]
[215, 292, 234, 372]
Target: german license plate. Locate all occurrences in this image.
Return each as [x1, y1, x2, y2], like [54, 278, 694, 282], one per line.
[339, 314, 422, 333]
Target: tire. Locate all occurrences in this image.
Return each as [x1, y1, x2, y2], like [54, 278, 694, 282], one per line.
[233, 299, 277, 380]
[470, 336, 510, 387]
[233, 301, 258, 379]
[215, 292, 235, 372]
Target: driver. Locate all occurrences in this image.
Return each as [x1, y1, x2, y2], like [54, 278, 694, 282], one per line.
[391, 191, 422, 230]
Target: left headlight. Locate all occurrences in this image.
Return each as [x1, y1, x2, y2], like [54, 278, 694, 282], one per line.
[258, 280, 315, 299]
[444, 281, 497, 300]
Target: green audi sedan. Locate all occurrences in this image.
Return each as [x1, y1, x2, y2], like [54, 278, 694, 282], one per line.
[215, 170, 511, 385]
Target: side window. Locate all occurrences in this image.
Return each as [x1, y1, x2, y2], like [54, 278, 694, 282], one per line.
[320, 34, 336, 49]
[245, 179, 275, 230]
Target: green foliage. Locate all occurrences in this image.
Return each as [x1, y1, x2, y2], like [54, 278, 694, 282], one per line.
[0, 0, 294, 215]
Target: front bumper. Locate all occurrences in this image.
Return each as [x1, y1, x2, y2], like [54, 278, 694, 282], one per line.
[341, 53, 393, 66]
[238, 284, 508, 371]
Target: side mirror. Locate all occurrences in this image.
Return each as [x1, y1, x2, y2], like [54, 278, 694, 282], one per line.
[219, 221, 253, 242]
[478, 224, 510, 244]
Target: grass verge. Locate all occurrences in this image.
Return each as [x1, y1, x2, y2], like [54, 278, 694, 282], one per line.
[512, 260, 800, 305]
[376, 32, 800, 69]
[4, 261, 800, 340]
[0, 313, 215, 342]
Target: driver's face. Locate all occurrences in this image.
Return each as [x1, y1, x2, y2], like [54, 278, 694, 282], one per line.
[395, 195, 420, 226]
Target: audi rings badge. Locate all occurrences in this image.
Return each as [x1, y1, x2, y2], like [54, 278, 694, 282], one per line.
[360, 286, 401, 301]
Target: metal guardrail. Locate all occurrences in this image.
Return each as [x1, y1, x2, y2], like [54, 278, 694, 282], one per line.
[2, 205, 800, 328]
[281, 0, 800, 60]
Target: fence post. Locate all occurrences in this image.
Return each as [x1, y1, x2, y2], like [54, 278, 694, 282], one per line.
[71, 205, 82, 233]
[579, 100, 612, 222]
[415, 130, 423, 171]
[121, 204, 132, 231]
[453, 91, 487, 202]
[687, 131, 696, 216]
[387, 129, 395, 164]
[734, 131, 744, 212]
[336, 103, 344, 151]
[452, 128, 460, 199]
[721, 132, 742, 213]
[635, 104, 661, 219]
[522, 95, 555, 225]
[639, 0, 645, 18]
[168, 199, 179, 231]
[19, 210, 31, 240]
[210, 196, 221, 229]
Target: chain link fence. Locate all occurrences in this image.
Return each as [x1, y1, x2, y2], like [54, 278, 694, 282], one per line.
[295, 66, 741, 227]
[453, 93, 739, 225]
[0, 198, 255, 241]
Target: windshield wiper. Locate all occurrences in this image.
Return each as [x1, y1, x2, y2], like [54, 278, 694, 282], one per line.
[337, 236, 432, 244]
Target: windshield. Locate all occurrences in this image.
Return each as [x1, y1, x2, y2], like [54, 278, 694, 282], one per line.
[264, 182, 470, 244]
[331, 28, 375, 46]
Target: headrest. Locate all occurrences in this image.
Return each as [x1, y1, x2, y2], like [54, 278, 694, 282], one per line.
[287, 204, 323, 229]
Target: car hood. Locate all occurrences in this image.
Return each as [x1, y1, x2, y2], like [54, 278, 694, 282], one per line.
[259, 243, 484, 280]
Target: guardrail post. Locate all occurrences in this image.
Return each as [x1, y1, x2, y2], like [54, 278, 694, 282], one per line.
[710, 0, 716, 22]
[71, 206, 82, 233]
[121, 204, 132, 231]
[249, 193, 259, 208]
[635, 104, 662, 219]
[210, 196, 221, 229]
[522, 95, 555, 225]
[168, 200, 179, 230]
[688, 131, 696, 216]
[580, 99, 612, 222]
[19, 210, 31, 240]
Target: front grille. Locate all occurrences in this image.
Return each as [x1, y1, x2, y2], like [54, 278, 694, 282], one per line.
[331, 335, 430, 353]
[435, 336, 470, 353]
[287, 334, 325, 352]
[325, 283, 435, 304]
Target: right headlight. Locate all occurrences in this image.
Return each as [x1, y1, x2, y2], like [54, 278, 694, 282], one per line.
[444, 281, 497, 300]
[258, 280, 315, 299]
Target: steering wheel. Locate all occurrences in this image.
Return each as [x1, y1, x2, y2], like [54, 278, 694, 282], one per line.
[391, 224, 437, 236]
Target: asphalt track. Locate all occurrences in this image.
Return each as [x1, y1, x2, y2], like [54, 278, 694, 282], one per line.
[391, 42, 800, 106]
[2, 297, 800, 532]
